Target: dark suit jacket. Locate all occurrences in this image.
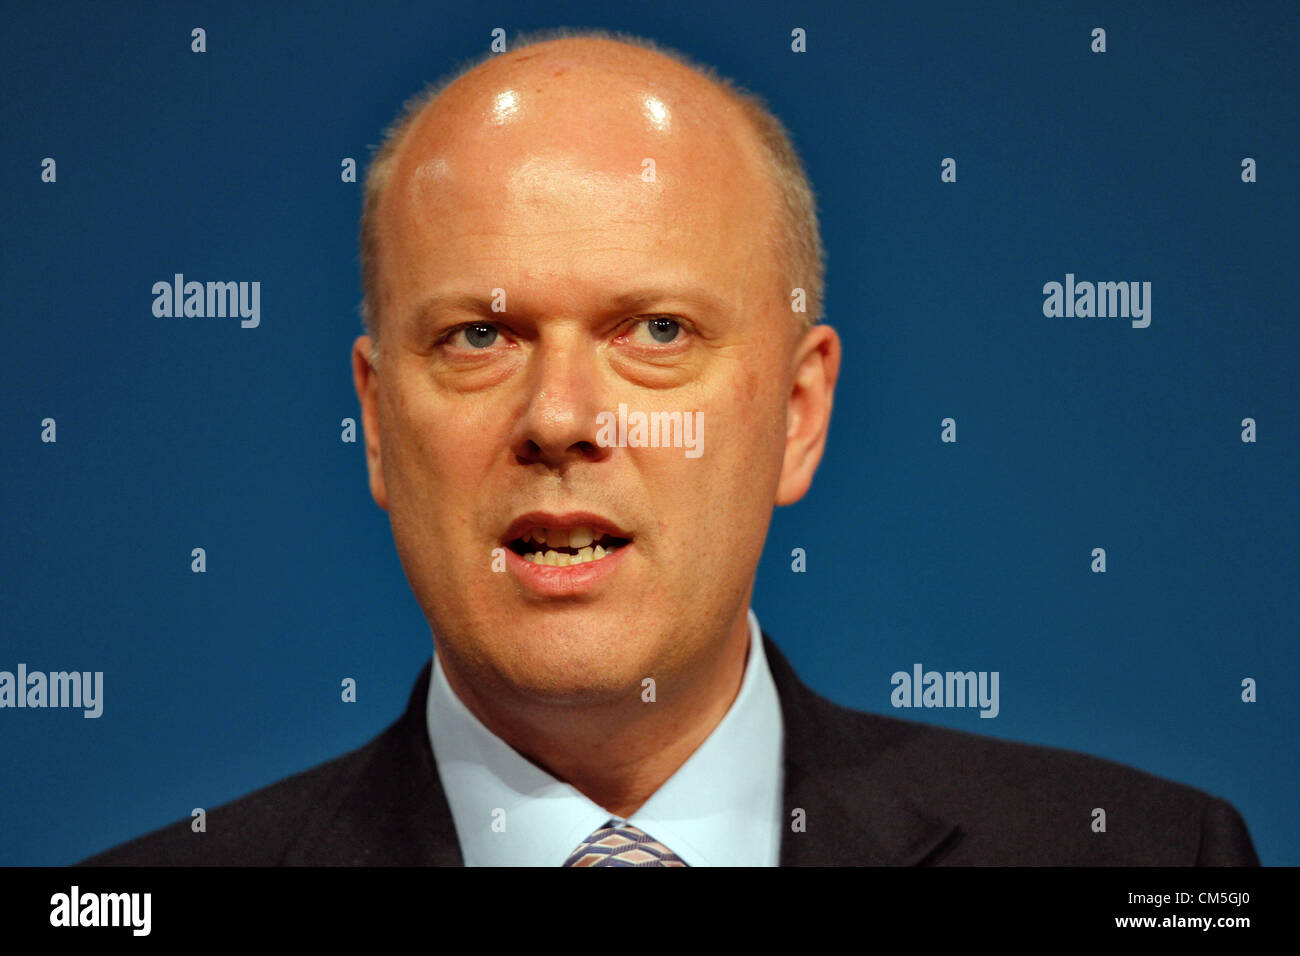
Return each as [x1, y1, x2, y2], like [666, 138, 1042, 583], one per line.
[81, 634, 1259, 865]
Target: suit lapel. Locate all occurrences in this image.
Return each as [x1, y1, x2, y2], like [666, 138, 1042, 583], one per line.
[764, 634, 958, 866]
[290, 638, 957, 866]
[288, 659, 464, 865]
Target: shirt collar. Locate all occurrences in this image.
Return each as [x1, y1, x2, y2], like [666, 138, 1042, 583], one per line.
[427, 609, 784, 866]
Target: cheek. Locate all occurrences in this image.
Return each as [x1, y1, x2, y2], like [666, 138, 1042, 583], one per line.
[728, 362, 785, 459]
[689, 370, 785, 546]
[380, 378, 492, 521]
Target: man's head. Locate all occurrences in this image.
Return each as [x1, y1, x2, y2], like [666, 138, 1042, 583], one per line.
[359, 29, 827, 357]
[352, 28, 840, 717]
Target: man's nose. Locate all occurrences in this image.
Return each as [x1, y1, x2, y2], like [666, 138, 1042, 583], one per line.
[511, 337, 611, 468]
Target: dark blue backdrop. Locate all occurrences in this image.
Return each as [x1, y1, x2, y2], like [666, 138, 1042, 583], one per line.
[2, 0, 1296, 865]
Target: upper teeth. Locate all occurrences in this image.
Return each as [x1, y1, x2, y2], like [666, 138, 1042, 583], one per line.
[518, 525, 624, 567]
[525, 526, 599, 549]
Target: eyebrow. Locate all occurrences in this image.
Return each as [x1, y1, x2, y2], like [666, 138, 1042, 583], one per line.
[411, 292, 498, 322]
[409, 284, 732, 327]
[603, 286, 731, 316]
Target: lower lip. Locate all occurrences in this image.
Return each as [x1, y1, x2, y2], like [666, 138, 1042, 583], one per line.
[504, 543, 632, 597]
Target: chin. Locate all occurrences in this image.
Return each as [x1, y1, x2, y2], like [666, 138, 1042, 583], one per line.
[481, 614, 662, 704]
[506, 667, 647, 707]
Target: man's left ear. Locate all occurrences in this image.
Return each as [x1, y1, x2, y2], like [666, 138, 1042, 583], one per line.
[775, 323, 841, 506]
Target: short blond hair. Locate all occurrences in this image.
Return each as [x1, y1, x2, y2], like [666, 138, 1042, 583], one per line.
[359, 27, 825, 354]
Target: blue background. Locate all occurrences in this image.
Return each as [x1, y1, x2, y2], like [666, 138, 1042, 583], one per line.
[2, 0, 1296, 865]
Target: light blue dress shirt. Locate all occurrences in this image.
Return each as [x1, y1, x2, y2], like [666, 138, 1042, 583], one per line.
[426, 608, 784, 866]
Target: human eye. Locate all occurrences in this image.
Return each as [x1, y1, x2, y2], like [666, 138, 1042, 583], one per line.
[440, 322, 508, 350]
[618, 315, 689, 348]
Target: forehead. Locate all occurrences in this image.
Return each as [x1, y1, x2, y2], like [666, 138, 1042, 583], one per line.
[377, 45, 781, 308]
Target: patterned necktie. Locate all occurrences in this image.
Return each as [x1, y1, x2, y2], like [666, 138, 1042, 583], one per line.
[563, 820, 689, 866]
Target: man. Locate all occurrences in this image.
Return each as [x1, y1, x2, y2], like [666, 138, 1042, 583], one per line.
[83, 28, 1257, 866]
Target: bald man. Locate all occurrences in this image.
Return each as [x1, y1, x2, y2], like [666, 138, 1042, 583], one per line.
[83, 28, 1257, 867]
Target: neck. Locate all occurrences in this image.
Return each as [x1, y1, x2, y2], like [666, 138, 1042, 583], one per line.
[440, 610, 752, 818]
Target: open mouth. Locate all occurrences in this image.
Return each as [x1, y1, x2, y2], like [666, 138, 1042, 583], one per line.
[506, 525, 632, 567]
